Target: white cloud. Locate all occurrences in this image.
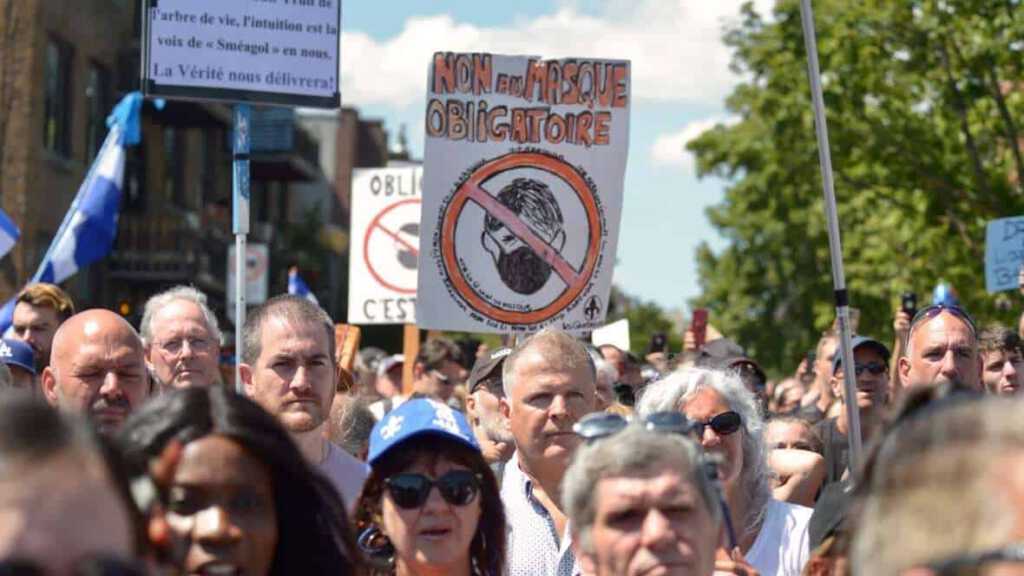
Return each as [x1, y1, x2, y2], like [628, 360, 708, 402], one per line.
[650, 116, 739, 171]
[340, 1, 775, 109]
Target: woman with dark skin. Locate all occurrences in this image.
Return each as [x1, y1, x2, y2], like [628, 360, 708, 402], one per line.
[118, 386, 362, 576]
[354, 398, 505, 576]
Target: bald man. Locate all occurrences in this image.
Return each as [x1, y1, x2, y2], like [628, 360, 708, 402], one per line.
[41, 309, 149, 434]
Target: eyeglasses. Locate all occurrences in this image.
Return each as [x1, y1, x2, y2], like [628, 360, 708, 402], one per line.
[836, 362, 888, 377]
[925, 542, 1024, 575]
[910, 304, 977, 337]
[384, 470, 481, 509]
[156, 336, 212, 356]
[573, 410, 695, 442]
[692, 411, 742, 438]
[572, 410, 738, 550]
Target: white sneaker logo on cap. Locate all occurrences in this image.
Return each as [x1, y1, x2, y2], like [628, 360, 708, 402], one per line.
[380, 415, 404, 440]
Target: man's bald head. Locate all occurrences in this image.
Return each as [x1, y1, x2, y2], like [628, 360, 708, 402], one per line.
[42, 309, 149, 434]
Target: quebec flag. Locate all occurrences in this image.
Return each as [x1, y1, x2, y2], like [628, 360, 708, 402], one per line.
[288, 267, 319, 304]
[0, 208, 20, 261]
[37, 125, 125, 284]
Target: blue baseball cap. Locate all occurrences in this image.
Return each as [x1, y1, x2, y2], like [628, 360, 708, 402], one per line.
[832, 335, 890, 374]
[0, 339, 36, 375]
[368, 398, 480, 467]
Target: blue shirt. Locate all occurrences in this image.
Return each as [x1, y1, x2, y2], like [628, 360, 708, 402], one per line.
[501, 452, 580, 576]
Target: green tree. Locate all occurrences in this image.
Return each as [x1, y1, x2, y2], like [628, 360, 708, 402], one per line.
[689, 0, 1024, 375]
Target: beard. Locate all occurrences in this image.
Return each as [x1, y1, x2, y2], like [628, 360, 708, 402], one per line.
[496, 246, 553, 295]
[478, 412, 514, 445]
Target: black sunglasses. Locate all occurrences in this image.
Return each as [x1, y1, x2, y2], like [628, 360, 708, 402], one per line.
[384, 470, 481, 509]
[692, 411, 742, 438]
[573, 411, 694, 442]
[910, 304, 977, 337]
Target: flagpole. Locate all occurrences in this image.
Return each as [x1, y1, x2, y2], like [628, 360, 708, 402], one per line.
[233, 105, 251, 394]
[798, 0, 863, 471]
[31, 125, 122, 283]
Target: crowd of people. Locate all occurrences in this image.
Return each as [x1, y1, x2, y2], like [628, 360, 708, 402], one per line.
[1, 280, 1023, 576]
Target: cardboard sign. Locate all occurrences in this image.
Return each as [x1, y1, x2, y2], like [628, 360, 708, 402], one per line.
[142, 0, 341, 108]
[348, 167, 422, 325]
[985, 216, 1024, 293]
[226, 243, 269, 321]
[416, 52, 631, 335]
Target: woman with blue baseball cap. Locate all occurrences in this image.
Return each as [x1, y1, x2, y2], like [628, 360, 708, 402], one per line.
[355, 398, 506, 576]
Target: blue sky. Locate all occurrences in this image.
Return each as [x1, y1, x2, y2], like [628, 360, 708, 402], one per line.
[340, 1, 770, 313]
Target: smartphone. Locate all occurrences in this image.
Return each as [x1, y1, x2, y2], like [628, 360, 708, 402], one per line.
[691, 309, 709, 350]
[648, 332, 668, 355]
[901, 292, 917, 317]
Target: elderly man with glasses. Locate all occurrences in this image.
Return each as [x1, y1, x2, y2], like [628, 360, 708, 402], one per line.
[140, 286, 223, 390]
[897, 304, 982, 393]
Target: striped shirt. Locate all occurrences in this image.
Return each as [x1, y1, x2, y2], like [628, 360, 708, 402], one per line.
[501, 453, 580, 576]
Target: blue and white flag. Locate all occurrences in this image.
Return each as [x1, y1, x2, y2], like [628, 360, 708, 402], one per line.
[35, 126, 125, 285]
[0, 209, 20, 261]
[288, 267, 319, 304]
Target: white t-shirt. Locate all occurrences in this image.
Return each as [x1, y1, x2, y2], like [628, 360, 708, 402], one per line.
[744, 499, 813, 576]
[317, 441, 370, 513]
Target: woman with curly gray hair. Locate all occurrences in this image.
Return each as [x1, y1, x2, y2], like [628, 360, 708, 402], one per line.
[637, 366, 812, 576]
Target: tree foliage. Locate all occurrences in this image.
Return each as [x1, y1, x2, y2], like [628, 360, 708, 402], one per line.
[689, 0, 1024, 375]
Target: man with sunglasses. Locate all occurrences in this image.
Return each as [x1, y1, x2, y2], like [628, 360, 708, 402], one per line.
[410, 337, 468, 404]
[813, 335, 890, 487]
[563, 418, 726, 576]
[898, 304, 982, 392]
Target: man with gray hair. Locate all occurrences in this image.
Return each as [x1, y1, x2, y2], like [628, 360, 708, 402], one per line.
[140, 285, 222, 390]
[564, 423, 722, 576]
[241, 295, 368, 509]
[499, 329, 597, 576]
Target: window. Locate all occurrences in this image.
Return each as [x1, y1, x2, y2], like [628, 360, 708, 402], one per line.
[43, 36, 73, 157]
[85, 63, 111, 162]
[163, 127, 185, 207]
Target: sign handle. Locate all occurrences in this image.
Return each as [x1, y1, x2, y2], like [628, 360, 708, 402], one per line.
[799, 0, 863, 472]
[402, 324, 420, 396]
[233, 104, 251, 393]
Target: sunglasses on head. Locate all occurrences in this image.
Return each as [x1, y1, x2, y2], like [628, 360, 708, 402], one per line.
[384, 470, 481, 509]
[573, 410, 694, 442]
[692, 411, 742, 438]
[910, 304, 977, 337]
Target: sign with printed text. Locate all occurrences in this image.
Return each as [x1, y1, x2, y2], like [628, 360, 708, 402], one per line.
[985, 216, 1024, 293]
[142, 0, 341, 108]
[416, 52, 631, 335]
[227, 243, 269, 321]
[348, 167, 422, 325]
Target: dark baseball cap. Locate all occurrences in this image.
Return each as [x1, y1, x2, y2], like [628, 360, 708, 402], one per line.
[468, 347, 511, 393]
[832, 335, 891, 374]
[0, 338, 35, 375]
[696, 338, 767, 387]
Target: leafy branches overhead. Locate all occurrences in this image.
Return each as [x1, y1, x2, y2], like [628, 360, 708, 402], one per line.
[689, 0, 1024, 374]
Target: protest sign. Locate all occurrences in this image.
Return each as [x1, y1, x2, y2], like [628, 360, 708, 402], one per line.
[985, 216, 1024, 293]
[416, 52, 631, 335]
[348, 167, 422, 325]
[142, 0, 341, 108]
[592, 319, 630, 352]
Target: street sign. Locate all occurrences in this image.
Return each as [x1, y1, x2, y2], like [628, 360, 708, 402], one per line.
[141, 0, 341, 108]
[416, 52, 631, 335]
[227, 242, 269, 321]
[348, 167, 422, 325]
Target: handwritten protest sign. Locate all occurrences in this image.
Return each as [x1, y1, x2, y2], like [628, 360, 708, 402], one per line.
[142, 0, 340, 108]
[416, 52, 631, 334]
[348, 167, 422, 325]
[985, 216, 1024, 293]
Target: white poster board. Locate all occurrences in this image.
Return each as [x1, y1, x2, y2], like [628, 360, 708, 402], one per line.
[227, 243, 269, 322]
[348, 167, 422, 324]
[591, 319, 631, 352]
[416, 52, 631, 335]
[142, 0, 341, 107]
[985, 216, 1024, 293]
